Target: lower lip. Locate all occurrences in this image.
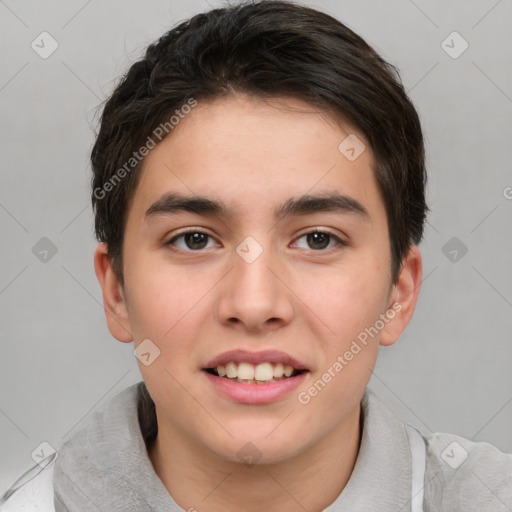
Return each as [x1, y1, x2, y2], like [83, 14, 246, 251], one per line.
[202, 370, 309, 404]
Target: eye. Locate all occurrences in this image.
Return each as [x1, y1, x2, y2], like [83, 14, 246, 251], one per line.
[166, 230, 218, 251]
[292, 230, 346, 251]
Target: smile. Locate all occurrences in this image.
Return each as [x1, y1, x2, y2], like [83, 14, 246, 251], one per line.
[205, 361, 306, 384]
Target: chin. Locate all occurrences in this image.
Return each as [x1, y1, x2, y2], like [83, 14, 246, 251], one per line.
[207, 433, 307, 467]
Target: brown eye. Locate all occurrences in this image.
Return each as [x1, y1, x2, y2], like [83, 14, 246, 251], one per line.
[167, 231, 216, 251]
[306, 232, 331, 250]
[293, 230, 345, 251]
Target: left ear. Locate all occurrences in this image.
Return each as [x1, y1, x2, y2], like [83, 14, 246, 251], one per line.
[379, 245, 422, 347]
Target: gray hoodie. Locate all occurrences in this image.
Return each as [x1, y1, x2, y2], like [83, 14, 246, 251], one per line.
[2, 382, 511, 511]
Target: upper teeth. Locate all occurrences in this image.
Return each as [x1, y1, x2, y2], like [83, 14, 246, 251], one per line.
[216, 362, 296, 381]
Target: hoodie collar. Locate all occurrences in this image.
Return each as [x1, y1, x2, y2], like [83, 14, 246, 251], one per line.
[54, 383, 412, 511]
[324, 388, 413, 511]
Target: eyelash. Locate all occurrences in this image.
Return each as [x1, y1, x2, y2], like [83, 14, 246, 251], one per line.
[165, 228, 347, 253]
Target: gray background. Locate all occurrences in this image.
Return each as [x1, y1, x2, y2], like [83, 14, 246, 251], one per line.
[1, 0, 511, 496]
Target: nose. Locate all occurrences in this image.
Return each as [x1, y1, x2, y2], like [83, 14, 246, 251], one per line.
[215, 238, 294, 334]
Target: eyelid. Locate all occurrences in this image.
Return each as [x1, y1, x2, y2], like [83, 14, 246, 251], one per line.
[164, 227, 348, 251]
[291, 228, 348, 250]
[165, 227, 221, 248]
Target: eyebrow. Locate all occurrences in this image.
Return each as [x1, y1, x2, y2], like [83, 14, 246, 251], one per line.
[145, 192, 370, 221]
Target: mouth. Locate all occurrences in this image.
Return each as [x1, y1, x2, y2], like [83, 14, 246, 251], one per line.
[201, 350, 310, 404]
[203, 361, 308, 384]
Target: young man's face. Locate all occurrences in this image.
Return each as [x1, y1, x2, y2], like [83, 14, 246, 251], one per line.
[96, 94, 421, 464]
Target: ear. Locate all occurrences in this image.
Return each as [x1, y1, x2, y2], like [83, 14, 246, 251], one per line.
[94, 243, 133, 343]
[379, 245, 422, 347]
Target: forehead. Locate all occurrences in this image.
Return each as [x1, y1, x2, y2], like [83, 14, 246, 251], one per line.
[130, 94, 385, 223]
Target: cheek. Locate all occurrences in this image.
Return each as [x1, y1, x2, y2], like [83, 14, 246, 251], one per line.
[294, 259, 389, 342]
[123, 253, 212, 340]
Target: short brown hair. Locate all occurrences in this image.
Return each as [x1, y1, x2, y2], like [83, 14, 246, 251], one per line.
[91, 0, 428, 284]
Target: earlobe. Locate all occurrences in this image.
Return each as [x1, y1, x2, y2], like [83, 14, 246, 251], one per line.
[379, 245, 422, 347]
[93, 243, 133, 343]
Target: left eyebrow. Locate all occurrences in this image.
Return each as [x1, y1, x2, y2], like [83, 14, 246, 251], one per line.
[145, 192, 370, 221]
[275, 192, 370, 220]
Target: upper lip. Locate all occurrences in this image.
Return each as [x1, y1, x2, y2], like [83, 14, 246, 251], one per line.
[203, 349, 309, 370]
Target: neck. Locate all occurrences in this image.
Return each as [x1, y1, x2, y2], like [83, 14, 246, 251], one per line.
[149, 404, 362, 512]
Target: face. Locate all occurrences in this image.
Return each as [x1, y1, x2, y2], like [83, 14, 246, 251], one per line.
[96, 94, 421, 465]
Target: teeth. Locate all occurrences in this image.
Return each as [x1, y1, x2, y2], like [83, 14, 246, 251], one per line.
[225, 362, 237, 379]
[238, 362, 255, 380]
[254, 362, 273, 381]
[273, 363, 284, 378]
[213, 361, 300, 382]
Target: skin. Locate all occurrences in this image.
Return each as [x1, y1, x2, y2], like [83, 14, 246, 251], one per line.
[95, 94, 422, 512]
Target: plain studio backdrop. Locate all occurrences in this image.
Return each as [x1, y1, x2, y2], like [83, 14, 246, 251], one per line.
[1, 0, 511, 497]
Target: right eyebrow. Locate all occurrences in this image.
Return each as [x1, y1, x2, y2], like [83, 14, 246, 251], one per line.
[145, 193, 232, 219]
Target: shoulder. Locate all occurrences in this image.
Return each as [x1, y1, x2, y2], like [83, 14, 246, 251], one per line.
[0, 464, 55, 512]
[424, 431, 512, 510]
